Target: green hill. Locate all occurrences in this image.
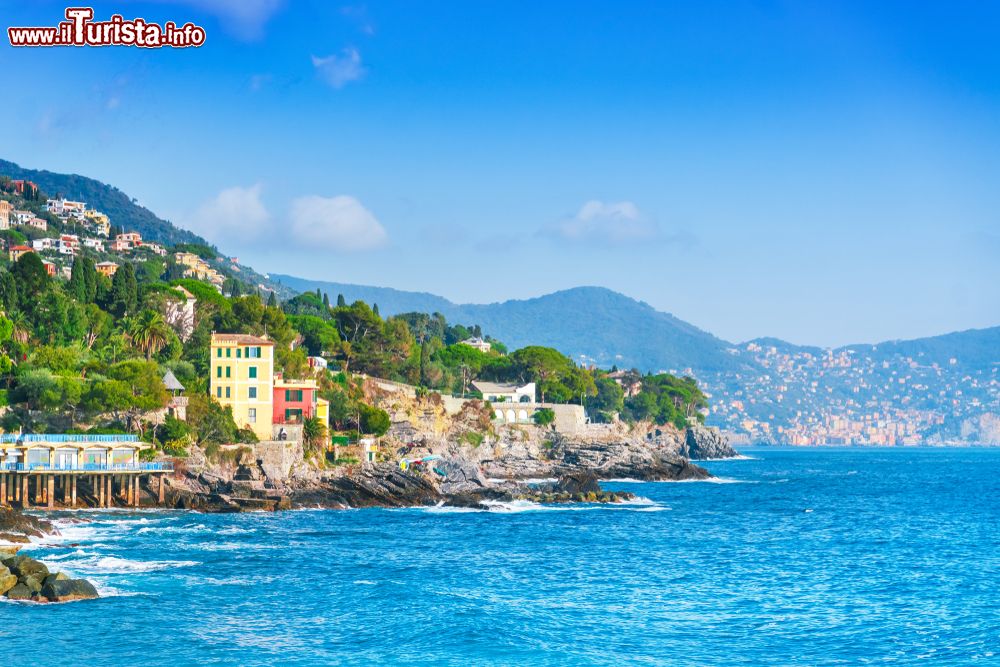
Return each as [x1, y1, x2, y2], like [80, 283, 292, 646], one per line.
[0, 159, 206, 247]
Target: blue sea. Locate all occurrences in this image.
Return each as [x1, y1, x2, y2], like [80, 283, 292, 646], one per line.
[3, 448, 999, 666]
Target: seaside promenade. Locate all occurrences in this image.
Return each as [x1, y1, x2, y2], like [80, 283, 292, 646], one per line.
[0, 434, 172, 509]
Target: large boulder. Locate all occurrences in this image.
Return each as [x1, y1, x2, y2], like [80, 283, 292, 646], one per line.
[556, 471, 601, 495]
[21, 574, 43, 594]
[5, 583, 32, 600]
[40, 578, 99, 602]
[682, 425, 739, 460]
[0, 566, 17, 595]
[3, 555, 49, 580]
[436, 457, 488, 495]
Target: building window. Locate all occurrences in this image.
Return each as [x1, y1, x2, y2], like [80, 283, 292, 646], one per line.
[225, 387, 231, 399]
[248, 346, 261, 359]
[248, 408, 256, 423]
[226, 347, 231, 358]
[285, 389, 303, 402]
[249, 387, 257, 399]
[225, 366, 231, 378]
[216, 387, 222, 398]
[216, 366, 222, 378]
[216, 348, 222, 358]
[285, 408, 303, 423]
[236, 348, 242, 358]
[249, 366, 257, 379]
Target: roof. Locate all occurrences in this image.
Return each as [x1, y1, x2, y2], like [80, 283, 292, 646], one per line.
[95, 261, 118, 267]
[10, 245, 32, 251]
[472, 381, 532, 394]
[211, 332, 274, 346]
[275, 378, 319, 389]
[162, 370, 185, 391]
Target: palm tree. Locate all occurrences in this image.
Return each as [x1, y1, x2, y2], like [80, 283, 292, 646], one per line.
[127, 310, 171, 360]
[7, 310, 30, 345]
[302, 416, 328, 455]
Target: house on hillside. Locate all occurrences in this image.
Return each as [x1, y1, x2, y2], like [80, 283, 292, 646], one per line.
[472, 381, 536, 404]
[165, 286, 197, 341]
[8, 245, 33, 262]
[27, 217, 47, 231]
[95, 261, 118, 277]
[110, 238, 132, 252]
[116, 231, 142, 245]
[460, 337, 492, 353]
[273, 375, 330, 429]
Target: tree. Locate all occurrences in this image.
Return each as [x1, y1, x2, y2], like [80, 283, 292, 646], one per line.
[336, 293, 346, 307]
[532, 408, 555, 427]
[108, 262, 139, 317]
[509, 346, 574, 403]
[127, 310, 171, 360]
[11, 252, 49, 307]
[68, 256, 88, 301]
[266, 291, 278, 308]
[0, 271, 16, 311]
[302, 416, 328, 455]
[359, 403, 390, 436]
[322, 293, 330, 308]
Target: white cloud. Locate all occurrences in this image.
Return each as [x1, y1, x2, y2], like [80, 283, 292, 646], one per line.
[548, 200, 659, 244]
[166, 0, 284, 40]
[289, 195, 387, 251]
[311, 48, 367, 89]
[187, 184, 270, 243]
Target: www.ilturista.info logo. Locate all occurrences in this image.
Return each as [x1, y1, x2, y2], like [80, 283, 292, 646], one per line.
[8, 7, 205, 48]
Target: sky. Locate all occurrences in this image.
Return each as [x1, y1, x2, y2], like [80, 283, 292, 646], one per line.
[1, 0, 998, 347]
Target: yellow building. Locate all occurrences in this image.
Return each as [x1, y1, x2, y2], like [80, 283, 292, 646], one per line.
[209, 333, 275, 441]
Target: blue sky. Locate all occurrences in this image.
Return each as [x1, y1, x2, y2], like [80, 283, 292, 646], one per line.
[1, 1, 998, 347]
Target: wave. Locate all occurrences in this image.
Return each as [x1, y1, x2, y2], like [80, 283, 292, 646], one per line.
[693, 454, 758, 461]
[353, 580, 377, 586]
[57, 555, 200, 574]
[136, 523, 206, 535]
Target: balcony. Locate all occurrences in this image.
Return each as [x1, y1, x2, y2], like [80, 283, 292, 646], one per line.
[0, 462, 174, 473]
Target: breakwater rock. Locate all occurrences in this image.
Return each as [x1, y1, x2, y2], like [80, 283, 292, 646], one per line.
[0, 513, 100, 604]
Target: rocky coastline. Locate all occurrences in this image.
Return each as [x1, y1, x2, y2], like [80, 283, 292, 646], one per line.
[0, 509, 99, 603]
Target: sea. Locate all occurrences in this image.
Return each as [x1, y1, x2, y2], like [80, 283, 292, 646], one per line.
[2, 448, 998, 666]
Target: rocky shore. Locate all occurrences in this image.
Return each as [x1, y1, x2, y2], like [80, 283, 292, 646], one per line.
[0, 509, 99, 603]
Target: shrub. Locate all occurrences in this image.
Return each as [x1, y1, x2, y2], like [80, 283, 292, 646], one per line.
[459, 431, 485, 448]
[533, 408, 556, 427]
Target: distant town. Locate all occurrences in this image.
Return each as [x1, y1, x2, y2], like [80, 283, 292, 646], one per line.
[699, 341, 999, 446]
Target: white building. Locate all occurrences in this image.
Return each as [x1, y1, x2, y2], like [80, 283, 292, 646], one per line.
[460, 337, 492, 353]
[472, 381, 536, 404]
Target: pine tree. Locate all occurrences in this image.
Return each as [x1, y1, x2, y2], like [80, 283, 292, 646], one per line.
[337, 294, 346, 307]
[68, 257, 87, 301]
[109, 262, 138, 317]
[373, 303, 380, 318]
[267, 291, 278, 308]
[82, 257, 97, 303]
[323, 293, 330, 308]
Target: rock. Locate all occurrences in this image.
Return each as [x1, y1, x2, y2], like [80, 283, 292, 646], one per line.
[5, 582, 32, 600]
[3, 555, 49, 580]
[682, 425, 740, 460]
[43, 572, 69, 586]
[436, 457, 488, 495]
[0, 509, 55, 540]
[295, 464, 443, 508]
[0, 566, 17, 595]
[21, 574, 43, 594]
[40, 578, 99, 602]
[556, 471, 601, 495]
[549, 436, 712, 481]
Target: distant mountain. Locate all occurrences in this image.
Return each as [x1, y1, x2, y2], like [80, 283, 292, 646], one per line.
[0, 159, 206, 247]
[272, 274, 747, 374]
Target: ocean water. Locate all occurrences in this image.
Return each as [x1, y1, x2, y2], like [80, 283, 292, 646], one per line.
[3, 448, 999, 666]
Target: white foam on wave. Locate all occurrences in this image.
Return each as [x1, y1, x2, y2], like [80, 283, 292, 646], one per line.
[136, 523, 206, 535]
[56, 555, 200, 574]
[692, 454, 758, 461]
[217, 526, 254, 536]
[353, 580, 377, 585]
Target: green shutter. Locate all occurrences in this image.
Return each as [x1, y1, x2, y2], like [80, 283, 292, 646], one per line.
[226, 366, 231, 378]
[216, 366, 222, 378]
[237, 348, 242, 358]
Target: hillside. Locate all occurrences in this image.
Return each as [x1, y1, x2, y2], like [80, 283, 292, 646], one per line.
[0, 159, 204, 247]
[272, 274, 747, 374]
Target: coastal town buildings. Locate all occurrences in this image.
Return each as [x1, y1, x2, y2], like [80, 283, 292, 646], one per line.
[95, 261, 118, 277]
[209, 333, 276, 441]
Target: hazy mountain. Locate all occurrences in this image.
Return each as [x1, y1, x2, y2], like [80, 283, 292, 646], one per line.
[272, 274, 747, 373]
